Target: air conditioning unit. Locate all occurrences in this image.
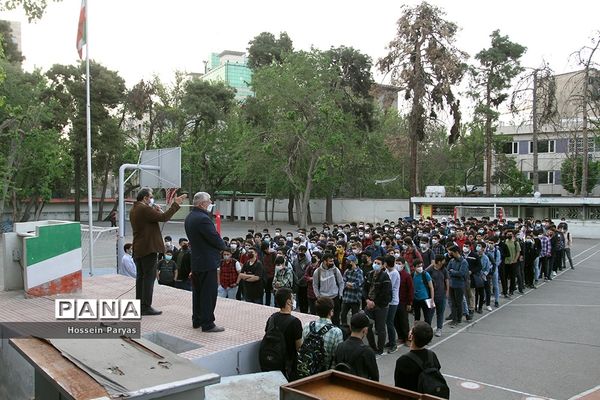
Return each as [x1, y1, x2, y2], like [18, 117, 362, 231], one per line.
[425, 186, 446, 198]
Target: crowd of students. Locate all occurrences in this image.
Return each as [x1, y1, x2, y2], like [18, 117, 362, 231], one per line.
[238, 216, 573, 392]
[124, 214, 574, 395]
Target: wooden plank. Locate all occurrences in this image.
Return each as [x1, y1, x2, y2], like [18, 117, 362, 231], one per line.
[10, 338, 108, 400]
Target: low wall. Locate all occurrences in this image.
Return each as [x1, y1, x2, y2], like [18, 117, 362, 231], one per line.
[217, 198, 411, 224]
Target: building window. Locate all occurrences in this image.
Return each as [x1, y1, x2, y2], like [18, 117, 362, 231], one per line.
[502, 142, 518, 154]
[529, 139, 555, 154]
[528, 171, 555, 184]
[568, 137, 597, 154]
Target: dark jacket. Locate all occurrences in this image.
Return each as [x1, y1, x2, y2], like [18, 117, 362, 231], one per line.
[334, 337, 379, 381]
[184, 208, 226, 272]
[130, 201, 180, 258]
[398, 268, 414, 306]
[365, 269, 392, 308]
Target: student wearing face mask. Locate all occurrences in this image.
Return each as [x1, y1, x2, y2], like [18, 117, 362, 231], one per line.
[120, 243, 137, 278]
[272, 256, 294, 293]
[501, 230, 521, 297]
[365, 234, 386, 259]
[430, 234, 445, 257]
[411, 260, 435, 325]
[238, 248, 265, 304]
[395, 256, 414, 346]
[313, 253, 344, 325]
[473, 242, 490, 313]
[419, 239, 433, 268]
[364, 256, 392, 356]
[218, 248, 242, 299]
[340, 254, 364, 326]
[446, 246, 468, 326]
[292, 246, 311, 313]
[157, 250, 177, 287]
[334, 312, 379, 381]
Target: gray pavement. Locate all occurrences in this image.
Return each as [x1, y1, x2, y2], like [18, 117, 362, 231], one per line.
[375, 239, 600, 400]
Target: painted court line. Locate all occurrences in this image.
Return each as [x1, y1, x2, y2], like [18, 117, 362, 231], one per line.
[432, 245, 598, 350]
[572, 242, 600, 259]
[507, 303, 600, 307]
[443, 373, 556, 400]
[428, 244, 599, 398]
[568, 384, 600, 400]
[554, 279, 600, 285]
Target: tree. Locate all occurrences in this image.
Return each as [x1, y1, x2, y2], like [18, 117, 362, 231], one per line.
[45, 61, 126, 220]
[249, 50, 361, 228]
[0, 21, 24, 64]
[469, 30, 526, 195]
[378, 2, 467, 197]
[572, 33, 600, 196]
[0, 0, 60, 21]
[492, 154, 533, 196]
[560, 156, 600, 194]
[247, 32, 293, 70]
[0, 60, 69, 221]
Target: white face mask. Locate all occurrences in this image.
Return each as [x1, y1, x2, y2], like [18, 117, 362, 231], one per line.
[415, 266, 424, 274]
[463, 246, 470, 254]
[230, 244, 238, 251]
[149, 197, 155, 206]
[206, 203, 215, 212]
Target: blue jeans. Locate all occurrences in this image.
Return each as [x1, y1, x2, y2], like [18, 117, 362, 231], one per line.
[218, 285, 238, 299]
[386, 304, 398, 346]
[433, 296, 446, 330]
[491, 270, 500, 303]
[533, 257, 540, 282]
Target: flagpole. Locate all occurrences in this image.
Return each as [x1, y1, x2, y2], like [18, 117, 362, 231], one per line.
[84, 0, 94, 276]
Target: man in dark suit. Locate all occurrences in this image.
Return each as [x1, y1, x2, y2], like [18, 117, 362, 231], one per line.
[185, 191, 227, 332]
[130, 187, 186, 316]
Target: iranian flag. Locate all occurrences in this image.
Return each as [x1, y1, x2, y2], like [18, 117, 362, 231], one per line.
[76, 0, 86, 59]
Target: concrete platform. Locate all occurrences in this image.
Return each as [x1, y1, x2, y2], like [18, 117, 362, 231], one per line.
[0, 274, 317, 375]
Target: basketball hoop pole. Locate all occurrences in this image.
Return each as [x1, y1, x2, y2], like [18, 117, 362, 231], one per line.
[117, 163, 160, 273]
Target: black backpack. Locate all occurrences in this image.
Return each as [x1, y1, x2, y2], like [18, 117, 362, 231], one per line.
[296, 322, 333, 378]
[259, 314, 294, 373]
[407, 350, 450, 399]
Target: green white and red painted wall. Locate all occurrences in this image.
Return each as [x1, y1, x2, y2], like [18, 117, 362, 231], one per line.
[17, 221, 82, 297]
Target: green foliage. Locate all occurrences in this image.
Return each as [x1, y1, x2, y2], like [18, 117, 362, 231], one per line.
[249, 50, 369, 227]
[492, 154, 533, 196]
[560, 157, 600, 194]
[470, 30, 526, 118]
[0, 60, 69, 220]
[0, 21, 24, 64]
[0, 0, 60, 21]
[378, 2, 467, 196]
[45, 61, 126, 220]
[247, 32, 293, 70]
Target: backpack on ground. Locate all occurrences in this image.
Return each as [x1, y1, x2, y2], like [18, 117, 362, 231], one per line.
[406, 350, 450, 399]
[259, 314, 294, 373]
[296, 321, 333, 379]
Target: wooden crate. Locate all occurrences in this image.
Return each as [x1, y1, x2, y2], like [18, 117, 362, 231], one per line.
[281, 370, 442, 400]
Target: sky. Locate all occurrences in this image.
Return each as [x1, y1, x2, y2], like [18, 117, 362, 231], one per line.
[1, 0, 599, 90]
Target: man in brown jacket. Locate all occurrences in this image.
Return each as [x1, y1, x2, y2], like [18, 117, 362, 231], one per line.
[130, 187, 186, 315]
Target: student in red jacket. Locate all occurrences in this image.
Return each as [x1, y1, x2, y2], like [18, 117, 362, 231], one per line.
[394, 257, 414, 346]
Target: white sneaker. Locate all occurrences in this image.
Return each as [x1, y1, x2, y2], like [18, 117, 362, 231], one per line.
[552, 272, 557, 277]
[435, 329, 442, 337]
[486, 306, 492, 311]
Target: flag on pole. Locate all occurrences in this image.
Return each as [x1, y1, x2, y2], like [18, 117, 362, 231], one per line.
[76, 0, 86, 59]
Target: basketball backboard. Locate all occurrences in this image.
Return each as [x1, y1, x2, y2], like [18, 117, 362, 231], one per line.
[139, 147, 181, 188]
